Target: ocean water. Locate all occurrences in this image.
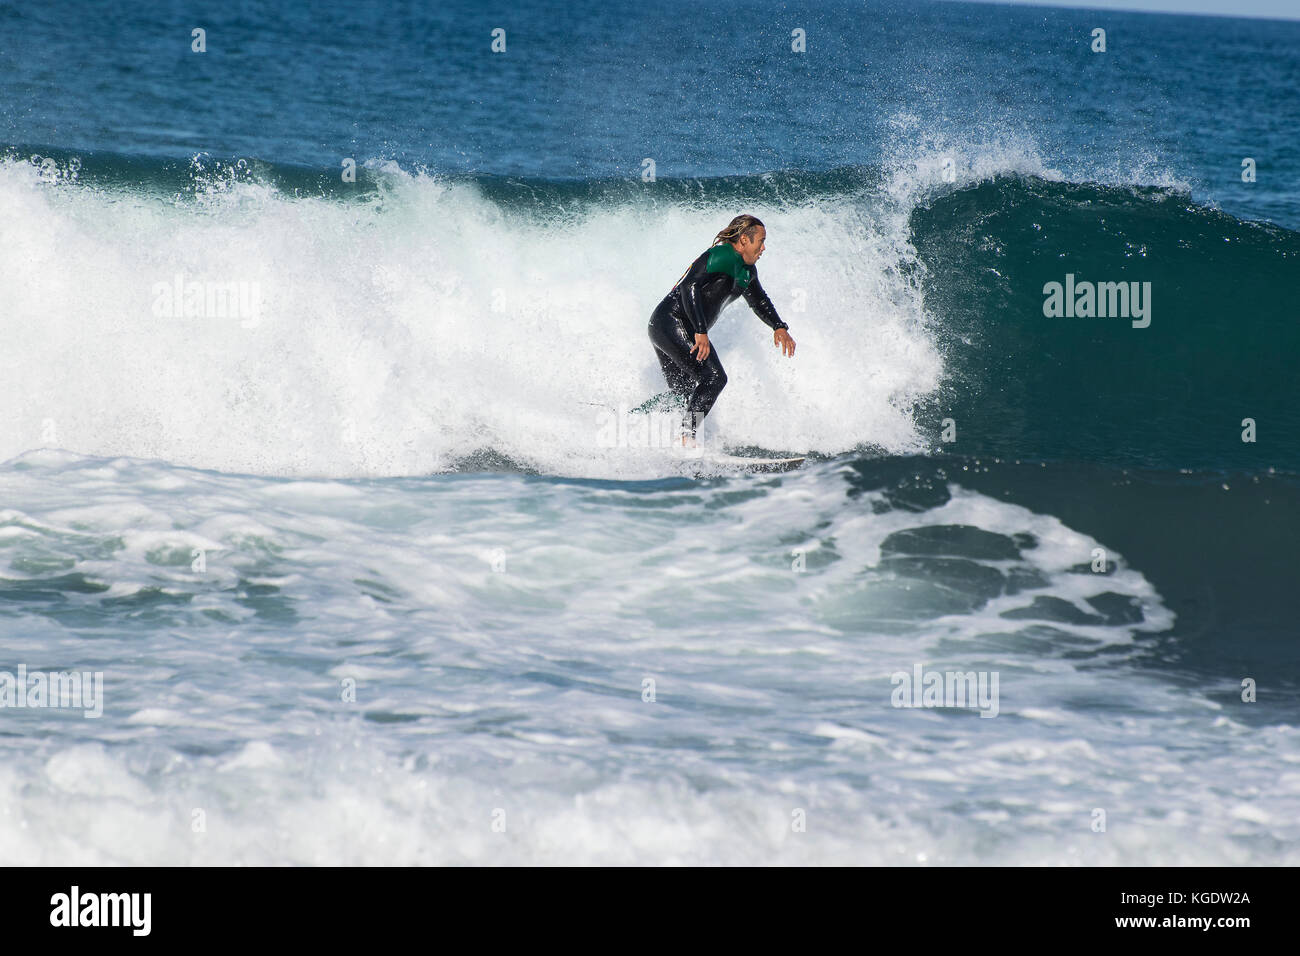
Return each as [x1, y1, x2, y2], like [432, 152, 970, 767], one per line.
[1, 0, 1298, 864]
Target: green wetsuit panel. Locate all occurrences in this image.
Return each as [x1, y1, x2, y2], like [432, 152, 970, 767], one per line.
[705, 243, 752, 290]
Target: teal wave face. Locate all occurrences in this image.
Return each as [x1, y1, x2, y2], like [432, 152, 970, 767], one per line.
[909, 176, 1300, 472]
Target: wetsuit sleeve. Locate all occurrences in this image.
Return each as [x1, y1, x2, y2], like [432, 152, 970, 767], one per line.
[743, 273, 789, 331]
[676, 256, 714, 336]
[678, 278, 708, 336]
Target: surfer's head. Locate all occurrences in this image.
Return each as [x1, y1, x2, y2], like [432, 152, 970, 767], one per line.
[714, 214, 766, 265]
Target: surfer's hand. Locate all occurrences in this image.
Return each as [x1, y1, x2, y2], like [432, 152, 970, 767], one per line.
[690, 333, 710, 362]
[774, 327, 795, 357]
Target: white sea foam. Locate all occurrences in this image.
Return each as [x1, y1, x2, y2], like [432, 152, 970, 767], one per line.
[0, 157, 941, 478]
[0, 452, 1292, 865]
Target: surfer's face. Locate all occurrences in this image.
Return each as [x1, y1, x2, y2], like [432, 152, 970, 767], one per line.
[735, 227, 766, 265]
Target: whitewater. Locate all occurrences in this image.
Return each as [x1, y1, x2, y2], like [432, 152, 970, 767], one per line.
[6, 446, 1296, 865]
[0, 154, 945, 478]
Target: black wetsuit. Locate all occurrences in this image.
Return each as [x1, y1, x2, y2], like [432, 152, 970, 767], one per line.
[648, 243, 788, 437]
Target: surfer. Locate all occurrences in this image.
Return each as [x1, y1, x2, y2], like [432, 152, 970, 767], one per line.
[648, 214, 796, 448]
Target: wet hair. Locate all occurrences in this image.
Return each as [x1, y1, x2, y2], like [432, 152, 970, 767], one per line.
[712, 214, 765, 246]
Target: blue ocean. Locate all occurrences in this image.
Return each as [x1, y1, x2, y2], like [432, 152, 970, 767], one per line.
[1, 0, 1297, 864]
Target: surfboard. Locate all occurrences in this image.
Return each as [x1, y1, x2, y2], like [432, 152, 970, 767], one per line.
[583, 396, 805, 473]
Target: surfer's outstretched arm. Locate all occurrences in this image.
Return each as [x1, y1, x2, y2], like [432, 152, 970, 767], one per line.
[743, 273, 796, 357]
[741, 273, 786, 331]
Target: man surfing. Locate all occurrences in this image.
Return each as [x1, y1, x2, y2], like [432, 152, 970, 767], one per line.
[647, 214, 797, 448]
